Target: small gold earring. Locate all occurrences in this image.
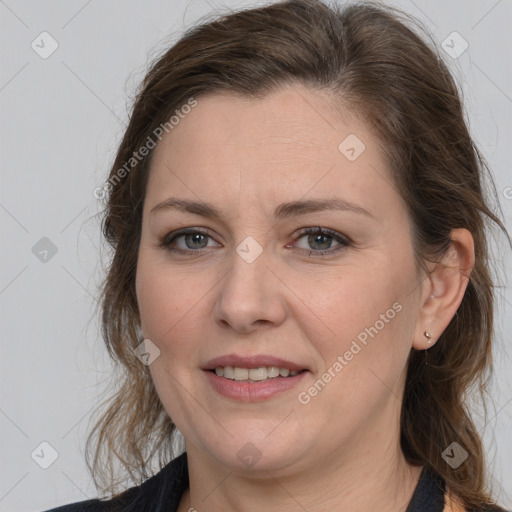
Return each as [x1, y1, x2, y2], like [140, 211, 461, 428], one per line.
[424, 331, 432, 344]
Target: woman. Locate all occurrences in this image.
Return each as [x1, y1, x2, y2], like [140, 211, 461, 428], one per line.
[46, 0, 510, 510]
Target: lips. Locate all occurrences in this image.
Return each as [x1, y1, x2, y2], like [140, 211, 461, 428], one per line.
[203, 354, 307, 373]
[203, 354, 309, 401]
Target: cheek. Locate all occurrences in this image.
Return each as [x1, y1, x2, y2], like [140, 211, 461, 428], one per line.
[135, 253, 208, 358]
[135, 255, 211, 425]
[290, 260, 416, 380]
[292, 274, 415, 436]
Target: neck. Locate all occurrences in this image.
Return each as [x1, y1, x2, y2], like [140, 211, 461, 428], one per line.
[179, 418, 422, 511]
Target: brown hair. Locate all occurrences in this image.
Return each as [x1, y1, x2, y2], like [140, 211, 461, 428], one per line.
[86, 0, 509, 509]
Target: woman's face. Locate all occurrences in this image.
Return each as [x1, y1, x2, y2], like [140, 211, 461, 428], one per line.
[136, 85, 427, 475]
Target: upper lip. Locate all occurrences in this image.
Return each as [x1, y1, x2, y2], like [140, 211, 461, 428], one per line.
[203, 354, 307, 372]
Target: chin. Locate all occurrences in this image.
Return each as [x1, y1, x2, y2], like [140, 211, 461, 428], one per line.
[196, 429, 310, 475]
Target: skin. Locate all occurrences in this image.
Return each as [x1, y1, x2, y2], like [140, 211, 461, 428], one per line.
[135, 84, 474, 512]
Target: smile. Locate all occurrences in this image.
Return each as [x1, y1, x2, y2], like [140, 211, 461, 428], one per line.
[205, 368, 308, 402]
[213, 366, 301, 381]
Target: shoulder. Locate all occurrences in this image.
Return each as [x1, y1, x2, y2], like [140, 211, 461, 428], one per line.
[42, 500, 108, 512]
[42, 453, 189, 512]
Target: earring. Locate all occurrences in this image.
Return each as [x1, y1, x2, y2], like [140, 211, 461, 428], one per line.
[424, 331, 432, 344]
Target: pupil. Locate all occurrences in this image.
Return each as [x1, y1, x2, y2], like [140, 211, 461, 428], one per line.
[309, 233, 331, 250]
[186, 233, 207, 249]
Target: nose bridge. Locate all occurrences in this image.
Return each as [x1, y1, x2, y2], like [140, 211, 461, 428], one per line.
[214, 237, 285, 331]
[223, 237, 269, 304]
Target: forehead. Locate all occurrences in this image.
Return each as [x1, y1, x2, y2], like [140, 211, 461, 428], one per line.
[146, 85, 398, 216]
[152, 86, 361, 163]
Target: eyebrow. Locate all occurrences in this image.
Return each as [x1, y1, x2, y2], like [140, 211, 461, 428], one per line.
[150, 197, 375, 220]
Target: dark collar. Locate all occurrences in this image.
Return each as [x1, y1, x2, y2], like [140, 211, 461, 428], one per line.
[64, 455, 444, 511]
[406, 465, 446, 512]
[129, 455, 445, 512]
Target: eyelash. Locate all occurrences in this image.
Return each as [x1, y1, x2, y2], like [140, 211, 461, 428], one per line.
[158, 227, 351, 257]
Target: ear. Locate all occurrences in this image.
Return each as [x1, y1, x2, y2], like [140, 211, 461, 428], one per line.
[412, 228, 475, 350]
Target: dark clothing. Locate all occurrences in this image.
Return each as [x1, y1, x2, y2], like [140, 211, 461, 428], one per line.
[43, 453, 505, 512]
[44, 454, 189, 512]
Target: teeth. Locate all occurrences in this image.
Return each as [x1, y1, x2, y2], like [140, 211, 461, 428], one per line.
[267, 366, 280, 378]
[213, 366, 302, 381]
[248, 367, 267, 381]
[223, 366, 234, 378]
[233, 367, 249, 380]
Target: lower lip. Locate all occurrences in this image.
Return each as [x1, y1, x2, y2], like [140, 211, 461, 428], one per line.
[204, 370, 308, 402]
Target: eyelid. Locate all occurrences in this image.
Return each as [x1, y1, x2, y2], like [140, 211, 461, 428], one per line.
[162, 227, 211, 243]
[159, 226, 351, 256]
[291, 227, 351, 255]
[293, 226, 351, 243]
[159, 227, 221, 252]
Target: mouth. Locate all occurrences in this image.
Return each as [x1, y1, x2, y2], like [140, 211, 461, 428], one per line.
[203, 355, 309, 401]
[209, 366, 306, 382]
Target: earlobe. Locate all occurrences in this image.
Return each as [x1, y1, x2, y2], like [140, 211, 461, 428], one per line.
[412, 228, 475, 350]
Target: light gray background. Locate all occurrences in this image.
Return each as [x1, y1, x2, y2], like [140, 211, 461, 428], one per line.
[1, 1, 511, 510]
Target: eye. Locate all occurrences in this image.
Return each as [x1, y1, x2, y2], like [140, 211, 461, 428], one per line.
[158, 226, 350, 257]
[292, 227, 350, 256]
[159, 228, 220, 253]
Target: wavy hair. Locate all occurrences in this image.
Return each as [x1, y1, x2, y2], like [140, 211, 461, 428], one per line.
[85, 1, 509, 509]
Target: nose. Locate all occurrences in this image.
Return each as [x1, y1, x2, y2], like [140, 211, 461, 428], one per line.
[213, 245, 287, 334]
